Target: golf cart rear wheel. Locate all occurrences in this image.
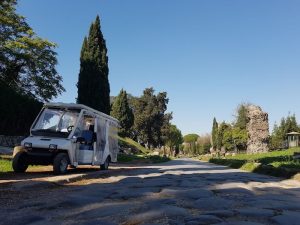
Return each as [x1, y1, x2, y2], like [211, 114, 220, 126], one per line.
[100, 157, 110, 170]
[53, 153, 69, 175]
[12, 152, 28, 173]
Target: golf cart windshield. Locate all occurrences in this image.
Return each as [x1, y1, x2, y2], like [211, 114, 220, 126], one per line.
[31, 108, 80, 138]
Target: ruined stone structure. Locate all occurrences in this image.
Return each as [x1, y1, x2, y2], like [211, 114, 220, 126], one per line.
[246, 105, 269, 154]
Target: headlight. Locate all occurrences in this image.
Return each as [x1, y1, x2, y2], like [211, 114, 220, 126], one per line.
[49, 144, 58, 150]
[24, 142, 32, 148]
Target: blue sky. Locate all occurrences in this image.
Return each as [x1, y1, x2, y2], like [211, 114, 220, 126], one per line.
[18, 0, 300, 135]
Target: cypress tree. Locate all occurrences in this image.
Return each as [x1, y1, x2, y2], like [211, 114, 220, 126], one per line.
[212, 117, 218, 150]
[111, 89, 134, 137]
[77, 15, 110, 114]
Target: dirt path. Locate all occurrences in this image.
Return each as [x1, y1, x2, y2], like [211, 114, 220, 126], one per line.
[1, 158, 300, 225]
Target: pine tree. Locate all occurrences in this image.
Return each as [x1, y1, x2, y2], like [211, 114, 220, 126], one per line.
[111, 89, 134, 137]
[132, 88, 169, 148]
[77, 15, 110, 114]
[212, 117, 218, 150]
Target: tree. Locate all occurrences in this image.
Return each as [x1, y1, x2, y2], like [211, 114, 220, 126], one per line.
[132, 88, 169, 148]
[0, 0, 64, 101]
[235, 103, 249, 130]
[216, 122, 230, 150]
[232, 127, 247, 151]
[0, 80, 42, 135]
[222, 125, 234, 151]
[197, 134, 211, 154]
[183, 133, 199, 155]
[211, 117, 218, 150]
[77, 15, 110, 114]
[111, 89, 134, 137]
[165, 124, 183, 156]
[232, 103, 249, 151]
[161, 112, 173, 154]
[184, 134, 199, 143]
[270, 114, 300, 149]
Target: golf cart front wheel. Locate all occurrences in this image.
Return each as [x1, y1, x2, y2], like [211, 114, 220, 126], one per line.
[53, 153, 69, 175]
[12, 152, 28, 173]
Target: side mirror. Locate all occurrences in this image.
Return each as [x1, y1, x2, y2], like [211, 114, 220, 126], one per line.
[76, 137, 85, 143]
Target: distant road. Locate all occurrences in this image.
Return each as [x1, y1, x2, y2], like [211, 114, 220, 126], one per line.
[1, 158, 300, 225]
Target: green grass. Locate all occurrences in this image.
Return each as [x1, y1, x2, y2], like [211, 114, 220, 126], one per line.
[0, 156, 13, 172]
[118, 137, 149, 154]
[207, 148, 300, 178]
[117, 153, 170, 164]
[117, 137, 170, 163]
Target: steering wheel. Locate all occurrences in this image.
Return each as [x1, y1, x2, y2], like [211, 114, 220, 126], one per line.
[67, 125, 74, 133]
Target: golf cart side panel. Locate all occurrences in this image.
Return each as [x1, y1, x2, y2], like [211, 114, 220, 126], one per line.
[93, 116, 119, 165]
[93, 116, 108, 165]
[108, 121, 119, 162]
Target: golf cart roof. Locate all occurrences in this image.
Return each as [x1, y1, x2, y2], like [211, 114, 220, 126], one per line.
[44, 102, 119, 124]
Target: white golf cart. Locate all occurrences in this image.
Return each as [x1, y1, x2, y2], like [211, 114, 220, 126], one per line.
[12, 103, 119, 174]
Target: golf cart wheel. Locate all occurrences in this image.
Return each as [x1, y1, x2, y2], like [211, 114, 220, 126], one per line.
[12, 152, 28, 173]
[100, 157, 110, 170]
[53, 153, 69, 175]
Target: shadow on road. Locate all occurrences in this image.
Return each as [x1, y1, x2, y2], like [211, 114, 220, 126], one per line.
[1, 158, 300, 225]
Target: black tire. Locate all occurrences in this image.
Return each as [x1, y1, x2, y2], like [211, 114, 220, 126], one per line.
[53, 153, 69, 175]
[100, 157, 110, 170]
[12, 152, 28, 173]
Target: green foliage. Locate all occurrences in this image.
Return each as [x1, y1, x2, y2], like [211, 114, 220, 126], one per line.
[0, 0, 64, 101]
[270, 114, 300, 149]
[111, 89, 134, 137]
[160, 113, 173, 151]
[222, 126, 234, 151]
[118, 136, 149, 154]
[183, 133, 199, 155]
[183, 134, 199, 143]
[235, 104, 249, 130]
[216, 122, 230, 150]
[77, 15, 110, 114]
[211, 104, 249, 153]
[0, 80, 42, 135]
[209, 148, 300, 178]
[183, 134, 212, 156]
[165, 124, 183, 155]
[232, 104, 249, 150]
[117, 154, 170, 164]
[232, 127, 248, 151]
[197, 134, 211, 155]
[132, 87, 170, 148]
[211, 117, 218, 149]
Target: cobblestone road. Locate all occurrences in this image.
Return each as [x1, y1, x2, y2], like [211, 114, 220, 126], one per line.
[1, 158, 300, 225]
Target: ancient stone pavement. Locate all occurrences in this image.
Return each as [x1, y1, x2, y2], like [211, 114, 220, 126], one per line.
[1, 158, 300, 225]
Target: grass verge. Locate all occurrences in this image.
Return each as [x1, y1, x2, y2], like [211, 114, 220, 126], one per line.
[118, 137, 170, 164]
[118, 137, 149, 154]
[117, 153, 170, 164]
[0, 155, 13, 172]
[204, 148, 300, 178]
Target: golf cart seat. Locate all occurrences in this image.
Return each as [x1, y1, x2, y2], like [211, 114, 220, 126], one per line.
[79, 130, 94, 150]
